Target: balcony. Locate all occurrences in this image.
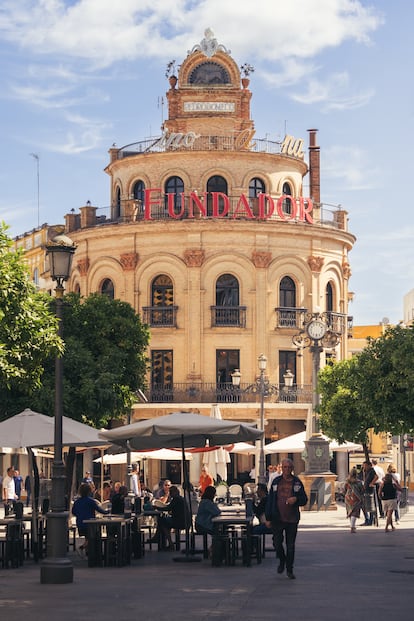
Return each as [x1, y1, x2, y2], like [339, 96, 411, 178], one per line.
[146, 382, 312, 404]
[142, 306, 178, 327]
[275, 307, 307, 329]
[211, 306, 247, 328]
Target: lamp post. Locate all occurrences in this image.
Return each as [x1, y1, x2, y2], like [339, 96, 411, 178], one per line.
[40, 234, 76, 584]
[231, 354, 280, 485]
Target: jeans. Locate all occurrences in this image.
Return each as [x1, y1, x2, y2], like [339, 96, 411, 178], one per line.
[271, 521, 298, 572]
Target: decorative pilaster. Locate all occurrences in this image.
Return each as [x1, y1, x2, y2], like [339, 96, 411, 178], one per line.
[252, 251, 271, 268]
[120, 252, 139, 271]
[184, 249, 205, 267]
[77, 258, 90, 276]
[342, 261, 351, 279]
[307, 256, 324, 272]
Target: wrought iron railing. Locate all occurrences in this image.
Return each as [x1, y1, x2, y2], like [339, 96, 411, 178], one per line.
[275, 307, 308, 329]
[210, 306, 247, 328]
[146, 382, 313, 404]
[142, 306, 178, 327]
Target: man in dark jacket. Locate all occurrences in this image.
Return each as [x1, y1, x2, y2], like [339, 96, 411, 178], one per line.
[265, 458, 308, 579]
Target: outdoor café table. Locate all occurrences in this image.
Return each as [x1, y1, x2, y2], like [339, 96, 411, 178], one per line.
[83, 516, 132, 567]
[211, 515, 254, 567]
[0, 518, 25, 568]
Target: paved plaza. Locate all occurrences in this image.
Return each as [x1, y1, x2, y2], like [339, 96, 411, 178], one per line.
[1, 498, 414, 621]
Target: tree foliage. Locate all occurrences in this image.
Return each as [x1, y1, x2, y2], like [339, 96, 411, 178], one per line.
[30, 292, 150, 429]
[0, 223, 62, 418]
[319, 324, 414, 457]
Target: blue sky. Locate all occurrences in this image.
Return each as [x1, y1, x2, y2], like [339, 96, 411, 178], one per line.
[0, 0, 413, 326]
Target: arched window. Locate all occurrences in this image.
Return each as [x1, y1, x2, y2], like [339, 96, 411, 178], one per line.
[282, 181, 292, 215]
[279, 276, 296, 327]
[148, 275, 176, 326]
[164, 176, 184, 216]
[114, 187, 121, 220]
[249, 177, 265, 198]
[33, 267, 39, 286]
[207, 175, 228, 216]
[214, 274, 242, 326]
[326, 282, 333, 312]
[133, 180, 145, 216]
[101, 278, 114, 299]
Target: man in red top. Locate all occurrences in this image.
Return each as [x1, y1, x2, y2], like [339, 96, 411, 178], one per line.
[265, 458, 308, 579]
[198, 466, 214, 495]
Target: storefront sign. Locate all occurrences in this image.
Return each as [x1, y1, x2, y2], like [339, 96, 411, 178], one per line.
[184, 102, 235, 112]
[143, 189, 313, 223]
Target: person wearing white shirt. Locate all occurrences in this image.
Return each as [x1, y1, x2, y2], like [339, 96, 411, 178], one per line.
[130, 464, 141, 497]
[372, 459, 385, 518]
[2, 466, 17, 512]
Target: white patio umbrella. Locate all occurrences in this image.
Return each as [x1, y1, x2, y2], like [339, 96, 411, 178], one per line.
[94, 448, 193, 464]
[229, 442, 257, 455]
[99, 411, 263, 562]
[202, 404, 230, 483]
[0, 408, 107, 448]
[264, 430, 362, 454]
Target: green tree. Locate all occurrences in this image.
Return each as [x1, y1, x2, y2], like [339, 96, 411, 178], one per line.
[30, 292, 150, 429]
[0, 223, 62, 419]
[318, 324, 414, 459]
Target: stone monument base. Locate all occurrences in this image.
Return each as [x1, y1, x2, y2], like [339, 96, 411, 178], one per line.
[301, 473, 337, 511]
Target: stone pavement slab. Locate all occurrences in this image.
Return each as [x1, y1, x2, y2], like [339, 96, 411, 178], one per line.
[1, 500, 413, 621]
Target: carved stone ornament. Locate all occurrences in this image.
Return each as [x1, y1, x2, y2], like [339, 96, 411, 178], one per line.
[77, 258, 90, 276]
[252, 251, 272, 268]
[120, 252, 139, 271]
[189, 28, 230, 57]
[184, 249, 205, 267]
[307, 256, 324, 272]
[342, 261, 352, 279]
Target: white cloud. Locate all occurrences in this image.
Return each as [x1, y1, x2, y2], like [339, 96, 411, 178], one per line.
[291, 72, 375, 111]
[0, 1, 384, 66]
[322, 145, 379, 191]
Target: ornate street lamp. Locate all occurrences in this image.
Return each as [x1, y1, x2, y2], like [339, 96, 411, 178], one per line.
[231, 355, 281, 485]
[40, 234, 76, 584]
[292, 312, 340, 474]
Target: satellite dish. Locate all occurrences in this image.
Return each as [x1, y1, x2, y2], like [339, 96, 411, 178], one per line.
[381, 317, 390, 325]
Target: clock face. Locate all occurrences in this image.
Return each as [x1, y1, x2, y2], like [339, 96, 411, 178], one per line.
[307, 320, 327, 340]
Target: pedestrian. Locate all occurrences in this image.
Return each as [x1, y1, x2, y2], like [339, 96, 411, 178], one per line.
[13, 469, 23, 500]
[2, 466, 17, 513]
[387, 464, 401, 523]
[344, 468, 364, 532]
[24, 474, 31, 507]
[372, 459, 385, 518]
[265, 458, 308, 579]
[360, 461, 378, 526]
[252, 483, 273, 536]
[130, 464, 141, 497]
[378, 473, 402, 532]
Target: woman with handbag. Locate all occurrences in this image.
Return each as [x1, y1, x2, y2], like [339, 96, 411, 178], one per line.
[378, 473, 402, 532]
[344, 468, 364, 533]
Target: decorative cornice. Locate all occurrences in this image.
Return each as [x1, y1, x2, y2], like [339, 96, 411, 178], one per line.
[307, 255, 324, 272]
[77, 258, 90, 276]
[120, 252, 139, 271]
[184, 249, 205, 267]
[252, 251, 271, 268]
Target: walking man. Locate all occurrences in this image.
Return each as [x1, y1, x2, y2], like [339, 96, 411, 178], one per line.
[265, 458, 308, 579]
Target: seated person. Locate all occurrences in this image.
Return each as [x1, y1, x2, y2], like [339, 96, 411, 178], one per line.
[195, 485, 221, 535]
[154, 479, 172, 503]
[252, 483, 273, 535]
[111, 484, 128, 515]
[151, 485, 187, 550]
[72, 483, 110, 557]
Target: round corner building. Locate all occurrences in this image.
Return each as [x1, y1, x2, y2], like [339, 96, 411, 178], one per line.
[63, 31, 355, 479]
